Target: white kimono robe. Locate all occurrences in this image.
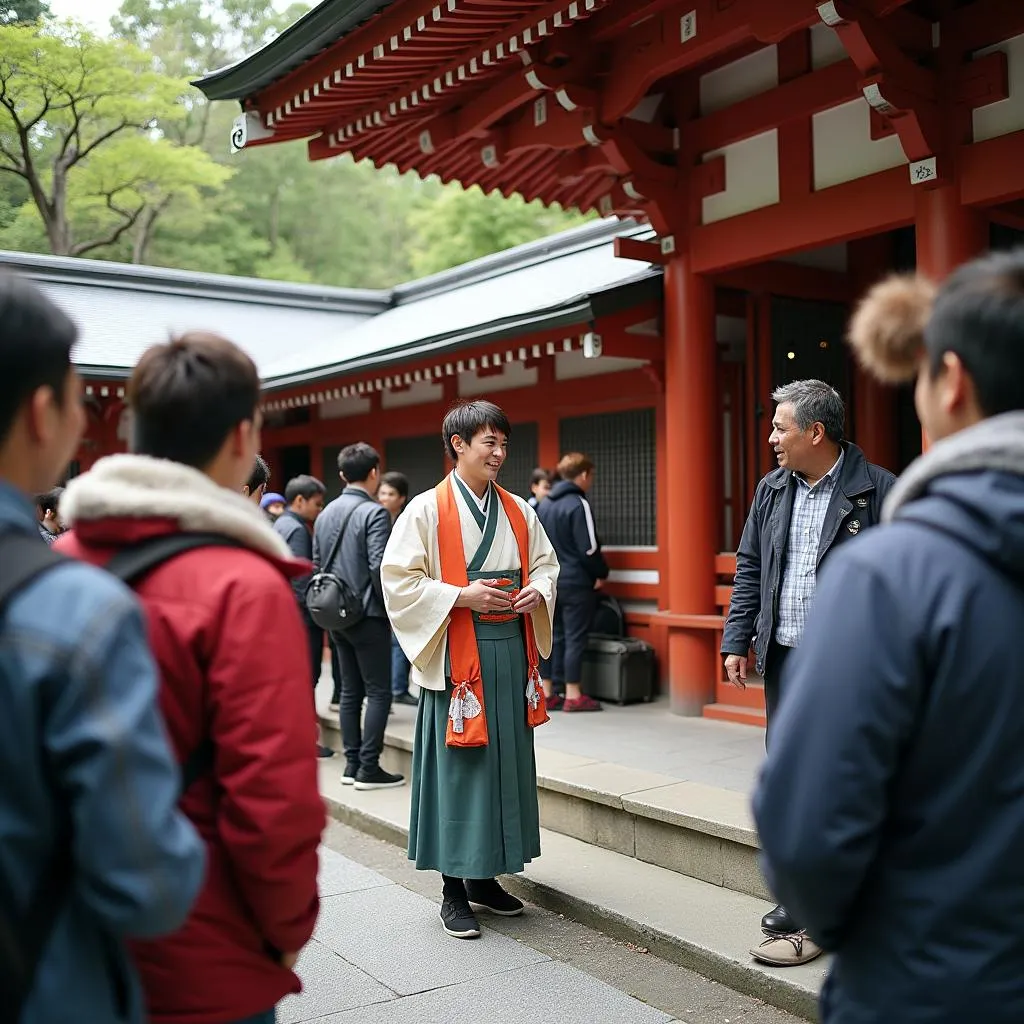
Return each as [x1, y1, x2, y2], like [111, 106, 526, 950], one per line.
[381, 474, 559, 692]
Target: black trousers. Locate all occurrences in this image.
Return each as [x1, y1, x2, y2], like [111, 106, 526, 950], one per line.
[762, 638, 794, 752]
[306, 620, 325, 692]
[551, 587, 599, 686]
[332, 617, 392, 771]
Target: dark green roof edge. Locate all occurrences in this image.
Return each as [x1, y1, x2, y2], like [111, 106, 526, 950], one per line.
[192, 0, 394, 102]
[260, 271, 663, 392]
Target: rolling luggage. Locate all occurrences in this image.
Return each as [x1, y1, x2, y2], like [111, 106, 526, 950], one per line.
[581, 634, 657, 705]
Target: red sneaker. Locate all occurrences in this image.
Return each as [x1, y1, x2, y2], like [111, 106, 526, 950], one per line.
[546, 693, 564, 711]
[563, 694, 603, 712]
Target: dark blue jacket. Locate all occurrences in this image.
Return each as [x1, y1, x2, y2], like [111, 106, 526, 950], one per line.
[273, 509, 314, 607]
[753, 413, 1024, 1024]
[313, 487, 391, 620]
[0, 481, 205, 1023]
[722, 442, 895, 674]
[536, 480, 609, 591]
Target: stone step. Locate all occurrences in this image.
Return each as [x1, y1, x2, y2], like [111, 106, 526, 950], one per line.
[703, 702, 768, 727]
[317, 762, 826, 1021]
[318, 710, 769, 902]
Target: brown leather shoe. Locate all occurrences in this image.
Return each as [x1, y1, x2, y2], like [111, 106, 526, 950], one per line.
[750, 930, 823, 966]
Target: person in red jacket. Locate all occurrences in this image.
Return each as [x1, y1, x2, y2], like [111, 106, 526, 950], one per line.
[58, 331, 324, 1024]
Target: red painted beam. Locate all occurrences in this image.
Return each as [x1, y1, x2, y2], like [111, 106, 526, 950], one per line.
[690, 165, 914, 273]
[960, 129, 1024, 207]
[614, 237, 672, 265]
[690, 59, 861, 152]
[948, 0, 1024, 55]
[714, 261, 858, 302]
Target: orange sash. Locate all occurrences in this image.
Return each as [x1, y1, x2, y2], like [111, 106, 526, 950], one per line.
[436, 477, 550, 749]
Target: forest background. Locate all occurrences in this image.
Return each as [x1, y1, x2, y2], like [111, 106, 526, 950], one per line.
[0, 0, 590, 287]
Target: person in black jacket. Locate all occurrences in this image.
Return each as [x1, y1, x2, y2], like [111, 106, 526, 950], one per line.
[721, 378, 895, 965]
[273, 474, 332, 758]
[755, 252, 1024, 1023]
[313, 443, 402, 791]
[537, 452, 608, 712]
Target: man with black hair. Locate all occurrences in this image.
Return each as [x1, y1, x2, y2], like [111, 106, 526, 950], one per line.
[314, 442, 401, 790]
[756, 253, 1024, 1022]
[244, 452, 271, 504]
[378, 471, 418, 707]
[274, 474, 334, 758]
[0, 275, 204, 1023]
[382, 400, 559, 940]
[35, 485, 65, 545]
[58, 331, 324, 1024]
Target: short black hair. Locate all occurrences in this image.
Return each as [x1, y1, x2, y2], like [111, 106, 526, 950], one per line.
[0, 274, 77, 447]
[530, 467, 551, 487]
[285, 474, 326, 503]
[247, 453, 270, 494]
[36, 486, 65, 514]
[338, 442, 379, 483]
[130, 331, 261, 469]
[441, 400, 512, 462]
[926, 247, 1024, 417]
[380, 470, 409, 499]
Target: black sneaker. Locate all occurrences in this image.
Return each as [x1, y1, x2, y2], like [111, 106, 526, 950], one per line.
[440, 896, 480, 939]
[353, 766, 405, 791]
[317, 744, 335, 759]
[393, 692, 419, 707]
[341, 762, 359, 786]
[465, 879, 524, 917]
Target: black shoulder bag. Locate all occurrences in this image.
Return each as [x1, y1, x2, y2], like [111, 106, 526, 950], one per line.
[305, 504, 365, 633]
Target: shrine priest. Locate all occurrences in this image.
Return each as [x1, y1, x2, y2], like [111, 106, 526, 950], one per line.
[381, 400, 559, 939]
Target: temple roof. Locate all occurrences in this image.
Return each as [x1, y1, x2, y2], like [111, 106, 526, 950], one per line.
[0, 217, 658, 385]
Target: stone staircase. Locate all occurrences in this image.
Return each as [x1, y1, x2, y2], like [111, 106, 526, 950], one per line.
[317, 708, 826, 1020]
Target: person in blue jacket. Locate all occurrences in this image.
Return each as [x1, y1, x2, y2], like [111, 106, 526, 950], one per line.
[0, 274, 205, 1023]
[754, 249, 1024, 1023]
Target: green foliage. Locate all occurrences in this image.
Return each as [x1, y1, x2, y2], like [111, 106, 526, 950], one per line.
[1, 0, 49, 24]
[0, 0, 596, 287]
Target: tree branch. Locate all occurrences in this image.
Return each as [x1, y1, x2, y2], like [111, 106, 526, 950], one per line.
[70, 120, 136, 166]
[70, 192, 145, 257]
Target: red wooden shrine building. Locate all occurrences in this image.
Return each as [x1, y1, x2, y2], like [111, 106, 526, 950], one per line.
[129, 0, 1024, 722]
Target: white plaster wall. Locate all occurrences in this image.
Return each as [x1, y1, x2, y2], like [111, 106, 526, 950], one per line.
[973, 33, 1024, 143]
[458, 361, 538, 396]
[702, 130, 780, 224]
[700, 45, 778, 115]
[554, 350, 647, 380]
[813, 98, 907, 190]
[380, 379, 443, 409]
[811, 24, 847, 70]
[607, 569, 660, 585]
[319, 395, 372, 419]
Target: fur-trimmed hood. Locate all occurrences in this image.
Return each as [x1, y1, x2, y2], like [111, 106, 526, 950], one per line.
[62, 453, 293, 562]
[884, 411, 1024, 581]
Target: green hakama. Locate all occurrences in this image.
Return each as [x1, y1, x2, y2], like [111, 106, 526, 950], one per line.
[407, 478, 542, 879]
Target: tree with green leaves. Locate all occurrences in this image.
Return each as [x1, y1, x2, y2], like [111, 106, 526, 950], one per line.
[0, 20, 228, 257]
[1, 0, 50, 24]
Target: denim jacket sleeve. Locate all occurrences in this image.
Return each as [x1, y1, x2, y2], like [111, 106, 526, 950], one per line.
[41, 570, 206, 938]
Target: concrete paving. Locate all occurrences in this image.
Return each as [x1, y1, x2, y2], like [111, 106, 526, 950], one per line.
[280, 819, 804, 1024]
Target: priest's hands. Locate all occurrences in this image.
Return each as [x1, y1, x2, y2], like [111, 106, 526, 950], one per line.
[512, 586, 543, 614]
[457, 579, 514, 612]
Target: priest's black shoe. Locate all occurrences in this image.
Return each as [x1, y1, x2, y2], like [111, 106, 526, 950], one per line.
[465, 878, 524, 917]
[440, 896, 481, 939]
[761, 904, 800, 935]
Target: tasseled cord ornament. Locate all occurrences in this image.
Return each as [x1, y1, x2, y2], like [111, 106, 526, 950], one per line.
[847, 274, 939, 384]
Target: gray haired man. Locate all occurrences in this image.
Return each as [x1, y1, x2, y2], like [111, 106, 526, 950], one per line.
[721, 379, 895, 966]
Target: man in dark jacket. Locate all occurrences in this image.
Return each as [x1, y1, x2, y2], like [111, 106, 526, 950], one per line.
[0, 275, 204, 1024]
[755, 255, 1024, 1023]
[274, 474, 334, 758]
[721, 378, 895, 965]
[537, 452, 608, 712]
[314, 442, 402, 790]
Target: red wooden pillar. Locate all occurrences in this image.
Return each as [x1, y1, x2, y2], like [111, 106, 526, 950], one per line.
[915, 186, 987, 448]
[664, 249, 718, 715]
[535, 357, 560, 471]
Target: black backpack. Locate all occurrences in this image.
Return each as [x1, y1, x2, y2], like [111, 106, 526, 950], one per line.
[0, 529, 239, 1021]
[305, 502, 365, 633]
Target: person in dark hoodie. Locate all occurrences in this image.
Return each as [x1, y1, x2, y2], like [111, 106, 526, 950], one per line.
[537, 452, 608, 712]
[754, 249, 1024, 1024]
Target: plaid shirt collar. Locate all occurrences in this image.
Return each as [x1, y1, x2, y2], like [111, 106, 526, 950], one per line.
[793, 448, 845, 493]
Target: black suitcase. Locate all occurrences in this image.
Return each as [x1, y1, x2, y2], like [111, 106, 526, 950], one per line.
[580, 635, 656, 705]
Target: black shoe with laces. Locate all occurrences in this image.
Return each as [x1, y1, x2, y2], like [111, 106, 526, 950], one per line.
[440, 896, 481, 939]
[761, 904, 800, 936]
[353, 766, 405, 791]
[465, 878, 524, 917]
[393, 692, 419, 707]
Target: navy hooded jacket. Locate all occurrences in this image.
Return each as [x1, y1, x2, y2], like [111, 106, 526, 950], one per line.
[536, 480, 609, 590]
[754, 411, 1024, 1024]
